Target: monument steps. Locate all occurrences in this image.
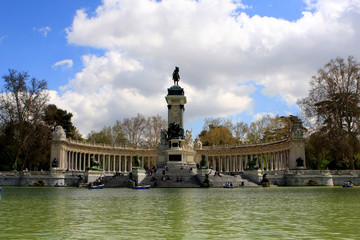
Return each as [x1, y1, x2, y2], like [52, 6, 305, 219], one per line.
[207, 174, 260, 187]
[102, 174, 128, 187]
[140, 165, 201, 188]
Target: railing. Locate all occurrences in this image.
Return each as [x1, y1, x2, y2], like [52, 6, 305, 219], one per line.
[199, 138, 290, 150]
[65, 139, 157, 150]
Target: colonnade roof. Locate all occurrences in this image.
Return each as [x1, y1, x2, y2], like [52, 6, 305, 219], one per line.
[55, 137, 293, 156]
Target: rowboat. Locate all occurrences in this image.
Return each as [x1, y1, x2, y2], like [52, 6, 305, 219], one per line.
[343, 182, 354, 188]
[90, 184, 104, 189]
[223, 182, 233, 188]
[55, 183, 66, 187]
[132, 185, 150, 190]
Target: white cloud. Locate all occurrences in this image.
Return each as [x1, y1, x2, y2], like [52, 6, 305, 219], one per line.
[52, 0, 360, 135]
[33, 26, 51, 37]
[253, 112, 276, 121]
[0, 35, 7, 43]
[52, 59, 73, 71]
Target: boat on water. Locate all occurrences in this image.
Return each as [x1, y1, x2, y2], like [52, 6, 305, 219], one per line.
[343, 181, 354, 188]
[132, 185, 150, 190]
[55, 183, 66, 187]
[223, 182, 233, 188]
[90, 184, 105, 189]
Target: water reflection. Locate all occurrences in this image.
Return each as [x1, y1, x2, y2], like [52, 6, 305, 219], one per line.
[0, 187, 359, 239]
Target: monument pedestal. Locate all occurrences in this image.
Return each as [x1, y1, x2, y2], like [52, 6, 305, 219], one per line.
[86, 169, 104, 183]
[132, 167, 146, 184]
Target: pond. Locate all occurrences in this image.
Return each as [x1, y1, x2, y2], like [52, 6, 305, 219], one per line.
[0, 187, 359, 239]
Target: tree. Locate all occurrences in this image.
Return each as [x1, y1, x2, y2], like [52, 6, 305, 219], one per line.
[44, 104, 82, 140]
[143, 115, 167, 147]
[199, 125, 237, 146]
[233, 121, 249, 143]
[0, 69, 48, 170]
[87, 121, 126, 145]
[246, 115, 274, 143]
[87, 114, 166, 147]
[298, 56, 360, 169]
[121, 113, 147, 146]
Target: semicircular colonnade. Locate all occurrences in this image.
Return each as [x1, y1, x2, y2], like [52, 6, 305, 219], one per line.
[51, 132, 305, 174]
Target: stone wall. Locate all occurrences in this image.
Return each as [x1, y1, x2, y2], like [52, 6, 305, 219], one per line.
[1, 170, 359, 187]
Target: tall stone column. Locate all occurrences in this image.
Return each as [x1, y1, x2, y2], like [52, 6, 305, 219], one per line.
[220, 157, 223, 172]
[79, 153, 82, 171]
[113, 155, 116, 172]
[244, 155, 248, 170]
[124, 156, 128, 172]
[118, 155, 122, 172]
[102, 154, 105, 172]
[72, 152, 75, 170]
[75, 152, 78, 170]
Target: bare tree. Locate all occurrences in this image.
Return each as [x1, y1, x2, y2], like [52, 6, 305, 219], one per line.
[143, 115, 167, 147]
[0, 69, 48, 169]
[202, 117, 223, 131]
[121, 113, 147, 146]
[298, 56, 360, 169]
[234, 121, 249, 143]
[87, 120, 126, 145]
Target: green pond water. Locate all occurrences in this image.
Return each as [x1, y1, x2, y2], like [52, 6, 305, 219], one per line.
[0, 186, 359, 240]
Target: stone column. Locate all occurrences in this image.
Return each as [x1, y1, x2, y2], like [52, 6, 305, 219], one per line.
[76, 152, 79, 171]
[71, 152, 75, 170]
[102, 154, 105, 172]
[108, 155, 111, 172]
[278, 151, 282, 170]
[124, 156, 128, 172]
[66, 151, 69, 170]
[112, 155, 116, 172]
[220, 156, 223, 172]
[228, 156, 231, 172]
[129, 156, 133, 171]
[60, 148, 65, 169]
[118, 155, 121, 172]
[238, 155, 241, 171]
[79, 153, 82, 171]
[234, 155, 237, 171]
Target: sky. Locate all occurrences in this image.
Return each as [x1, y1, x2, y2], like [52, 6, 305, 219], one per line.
[1, 0, 360, 138]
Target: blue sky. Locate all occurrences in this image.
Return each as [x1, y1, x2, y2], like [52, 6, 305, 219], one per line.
[1, 0, 360, 137]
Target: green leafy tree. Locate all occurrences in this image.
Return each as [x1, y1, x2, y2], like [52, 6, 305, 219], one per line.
[44, 104, 82, 140]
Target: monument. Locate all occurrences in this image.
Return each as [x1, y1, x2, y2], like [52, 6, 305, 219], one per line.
[157, 67, 196, 168]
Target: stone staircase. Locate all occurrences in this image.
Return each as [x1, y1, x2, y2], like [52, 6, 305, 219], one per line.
[140, 165, 201, 188]
[102, 167, 261, 188]
[206, 173, 260, 187]
[102, 174, 129, 187]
